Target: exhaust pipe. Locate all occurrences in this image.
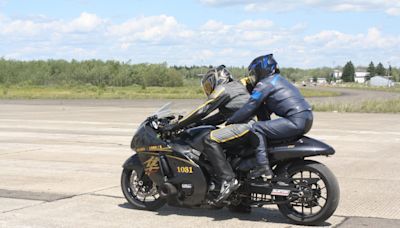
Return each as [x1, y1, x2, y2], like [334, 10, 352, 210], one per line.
[159, 182, 178, 198]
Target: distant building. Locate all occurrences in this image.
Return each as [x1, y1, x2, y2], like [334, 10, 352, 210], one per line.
[331, 70, 369, 83]
[332, 70, 342, 79]
[354, 72, 369, 83]
[369, 76, 394, 87]
[317, 77, 327, 84]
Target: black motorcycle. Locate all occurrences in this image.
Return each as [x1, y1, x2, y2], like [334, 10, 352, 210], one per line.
[121, 103, 340, 225]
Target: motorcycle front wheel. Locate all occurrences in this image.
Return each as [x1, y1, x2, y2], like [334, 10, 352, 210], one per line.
[121, 167, 166, 211]
[276, 160, 340, 225]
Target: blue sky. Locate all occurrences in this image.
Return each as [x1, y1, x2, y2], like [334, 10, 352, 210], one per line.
[0, 0, 399, 68]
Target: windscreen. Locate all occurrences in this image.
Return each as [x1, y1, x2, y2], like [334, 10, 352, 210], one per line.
[153, 102, 172, 119]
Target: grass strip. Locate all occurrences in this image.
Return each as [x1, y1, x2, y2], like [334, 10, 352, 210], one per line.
[0, 85, 339, 99]
[331, 83, 400, 93]
[312, 99, 400, 113]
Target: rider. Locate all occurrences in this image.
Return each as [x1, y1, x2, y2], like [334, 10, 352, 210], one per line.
[227, 54, 313, 179]
[165, 65, 260, 202]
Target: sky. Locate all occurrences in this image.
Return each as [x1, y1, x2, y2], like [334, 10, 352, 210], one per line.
[0, 0, 399, 68]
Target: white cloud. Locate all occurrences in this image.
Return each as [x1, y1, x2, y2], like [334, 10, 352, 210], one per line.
[198, 19, 281, 46]
[201, 20, 229, 31]
[236, 19, 274, 31]
[244, 1, 300, 12]
[0, 12, 105, 36]
[199, 0, 400, 16]
[304, 27, 400, 49]
[301, 27, 400, 66]
[0, 12, 399, 67]
[199, 49, 215, 59]
[67, 12, 105, 32]
[199, 0, 249, 6]
[331, 3, 366, 12]
[386, 7, 400, 16]
[108, 14, 193, 45]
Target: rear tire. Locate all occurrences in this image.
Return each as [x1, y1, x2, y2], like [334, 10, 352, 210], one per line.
[276, 160, 340, 225]
[121, 166, 166, 211]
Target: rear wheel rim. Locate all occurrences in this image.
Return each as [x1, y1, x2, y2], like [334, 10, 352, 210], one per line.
[287, 170, 328, 219]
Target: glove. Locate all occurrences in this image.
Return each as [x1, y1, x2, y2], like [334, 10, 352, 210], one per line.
[162, 123, 178, 132]
[186, 123, 199, 128]
[187, 120, 203, 128]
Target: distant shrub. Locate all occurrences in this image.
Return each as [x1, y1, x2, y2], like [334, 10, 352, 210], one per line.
[0, 59, 184, 87]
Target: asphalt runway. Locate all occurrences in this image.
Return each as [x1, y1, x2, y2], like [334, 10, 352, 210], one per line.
[0, 100, 400, 228]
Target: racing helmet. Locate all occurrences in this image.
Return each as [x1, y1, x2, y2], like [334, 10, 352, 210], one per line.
[248, 54, 278, 84]
[201, 65, 233, 96]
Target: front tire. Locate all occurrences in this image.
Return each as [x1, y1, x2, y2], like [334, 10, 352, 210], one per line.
[121, 167, 166, 211]
[276, 160, 340, 225]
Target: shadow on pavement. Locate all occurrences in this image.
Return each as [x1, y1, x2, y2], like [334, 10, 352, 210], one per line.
[118, 203, 331, 226]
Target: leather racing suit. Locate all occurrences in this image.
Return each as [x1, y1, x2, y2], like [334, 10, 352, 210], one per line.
[173, 80, 258, 181]
[227, 74, 313, 168]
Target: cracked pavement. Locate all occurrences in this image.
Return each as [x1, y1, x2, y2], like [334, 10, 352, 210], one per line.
[0, 100, 399, 227]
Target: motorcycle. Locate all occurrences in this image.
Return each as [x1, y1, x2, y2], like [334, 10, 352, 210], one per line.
[121, 103, 340, 225]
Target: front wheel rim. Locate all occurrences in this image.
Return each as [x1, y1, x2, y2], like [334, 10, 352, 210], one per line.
[126, 170, 161, 203]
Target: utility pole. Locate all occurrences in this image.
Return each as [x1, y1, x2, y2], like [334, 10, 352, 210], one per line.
[387, 61, 391, 87]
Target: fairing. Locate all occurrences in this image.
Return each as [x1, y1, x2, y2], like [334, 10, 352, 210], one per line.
[269, 136, 335, 161]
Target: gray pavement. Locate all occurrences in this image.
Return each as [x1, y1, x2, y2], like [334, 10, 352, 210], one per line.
[0, 100, 400, 227]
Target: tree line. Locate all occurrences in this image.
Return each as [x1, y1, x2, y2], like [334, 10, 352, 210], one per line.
[0, 59, 398, 87]
[342, 61, 399, 82]
[0, 59, 184, 88]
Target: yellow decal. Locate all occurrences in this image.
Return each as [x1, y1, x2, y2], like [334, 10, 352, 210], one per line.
[177, 166, 193, 174]
[135, 145, 172, 153]
[179, 87, 225, 123]
[143, 156, 160, 175]
[136, 147, 146, 152]
[210, 129, 250, 143]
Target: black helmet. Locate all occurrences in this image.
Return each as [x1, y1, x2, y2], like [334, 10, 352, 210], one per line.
[248, 54, 278, 83]
[201, 65, 233, 96]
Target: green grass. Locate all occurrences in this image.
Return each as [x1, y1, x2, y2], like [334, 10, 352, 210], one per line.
[0, 85, 339, 99]
[333, 83, 400, 93]
[312, 99, 400, 113]
[0, 85, 204, 99]
[2, 85, 399, 112]
[299, 88, 341, 97]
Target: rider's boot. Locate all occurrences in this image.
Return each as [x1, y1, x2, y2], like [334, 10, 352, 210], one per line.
[214, 178, 240, 203]
[248, 165, 273, 180]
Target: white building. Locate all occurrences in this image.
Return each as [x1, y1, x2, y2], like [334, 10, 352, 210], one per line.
[370, 76, 394, 87]
[354, 72, 369, 83]
[317, 77, 327, 84]
[332, 70, 342, 79]
[332, 70, 369, 83]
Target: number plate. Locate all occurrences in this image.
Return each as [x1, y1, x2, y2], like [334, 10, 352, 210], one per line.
[177, 166, 193, 174]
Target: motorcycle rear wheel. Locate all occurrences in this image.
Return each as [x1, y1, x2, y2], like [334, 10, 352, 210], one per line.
[121, 167, 166, 211]
[276, 160, 340, 225]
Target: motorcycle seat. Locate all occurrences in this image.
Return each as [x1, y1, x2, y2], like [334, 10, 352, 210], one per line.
[267, 135, 303, 146]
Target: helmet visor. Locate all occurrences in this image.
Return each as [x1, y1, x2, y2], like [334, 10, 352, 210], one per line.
[202, 79, 214, 96]
[248, 68, 256, 77]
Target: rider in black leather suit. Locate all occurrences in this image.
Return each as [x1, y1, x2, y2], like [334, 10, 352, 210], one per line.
[167, 65, 260, 202]
[227, 54, 313, 179]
